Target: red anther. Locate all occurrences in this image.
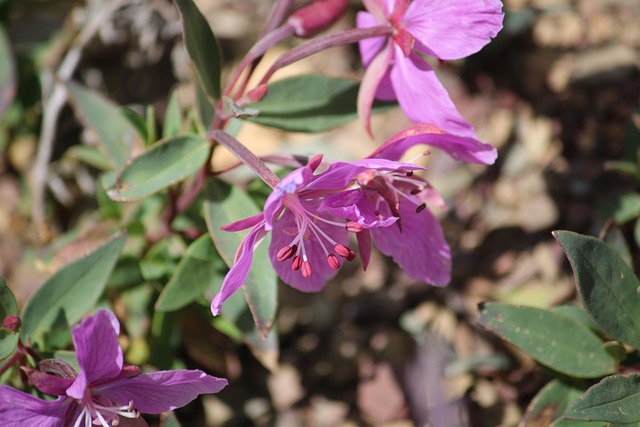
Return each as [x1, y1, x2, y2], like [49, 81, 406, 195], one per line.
[301, 261, 313, 278]
[345, 221, 363, 233]
[334, 244, 356, 261]
[276, 244, 297, 262]
[291, 256, 303, 271]
[327, 254, 340, 270]
[345, 249, 356, 261]
[246, 84, 268, 103]
[3, 315, 20, 333]
[406, 171, 414, 177]
[288, 0, 348, 38]
[410, 188, 421, 195]
[416, 203, 427, 213]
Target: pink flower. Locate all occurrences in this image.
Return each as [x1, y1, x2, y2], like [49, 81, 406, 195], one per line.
[0, 310, 227, 427]
[325, 161, 451, 286]
[211, 155, 425, 315]
[357, 0, 503, 143]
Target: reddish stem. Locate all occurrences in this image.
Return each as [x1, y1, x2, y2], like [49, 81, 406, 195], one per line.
[257, 25, 392, 86]
[211, 130, 280, 188]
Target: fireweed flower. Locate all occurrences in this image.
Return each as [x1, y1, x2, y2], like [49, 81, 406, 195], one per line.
[211, 155, 425, 315]
[356, 0, 503, 139]
[325, 162, 451, 285]
[0, 310, 227, 427]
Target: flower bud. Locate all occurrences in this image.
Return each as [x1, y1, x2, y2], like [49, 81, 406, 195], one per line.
[288, 0, 348, 39]
[3, 315, 21, 333]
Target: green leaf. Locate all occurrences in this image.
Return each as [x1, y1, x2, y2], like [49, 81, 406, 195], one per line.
[0, 26, 16, 118]
[247, 74, 396, 133]
[477, 302, 616, 378]
[163, 89, 182, 138]
[173, 0, 222, 101]
[523, 379, 594, 426]
[599, 193, 640, 224]
[565, 375, 640, 424]
[554, 230, 640, 349]
[20, 234, 126, 344]
[156, 235, 224, 312]
[195, 83, 215, 131]
[65, 81, 137, 169]
[204, 180, 277, 336]
[0, 278, 19, 361]
[107, 135, 209, 201]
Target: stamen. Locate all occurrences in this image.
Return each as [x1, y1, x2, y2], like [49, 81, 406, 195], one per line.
[406, 171, 413, 177]
[301, 261, 313, 278]
[345, 221, 363, 233]
[416, 203, 426, 213]
[292, 256, 302, 271]
[334, 244, 356, 261]
[276, 244, 297, 261]
[410, 188, 421, 195]
[327, 254, 340, 270]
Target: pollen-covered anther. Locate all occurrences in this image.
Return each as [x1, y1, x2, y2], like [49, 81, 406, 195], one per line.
[416, 203, 427, 213]
[301, 261, 313, 278]
[276, 244, 297, 261]
[327, 254, 340, 270]
[345, 221, 363, 233]
[291, 256, 303, 271]
[334, 244, 356, 261]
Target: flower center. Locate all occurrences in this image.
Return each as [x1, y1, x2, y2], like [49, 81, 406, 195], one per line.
[276, 194, 360, 278]
[73, 397, 140, 427]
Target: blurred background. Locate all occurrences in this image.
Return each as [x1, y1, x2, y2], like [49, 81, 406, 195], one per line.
[0, 0, 639, 425]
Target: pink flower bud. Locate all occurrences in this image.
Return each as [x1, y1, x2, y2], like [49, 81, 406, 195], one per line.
[3, 315, 20, 333]
[288, 0, 348, 39]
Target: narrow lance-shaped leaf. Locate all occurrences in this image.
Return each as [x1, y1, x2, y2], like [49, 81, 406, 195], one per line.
[107, 135, 210, 201]
[173, 0, 222, 101]
[65, 81, 138, 169]
[564, 374, 640, 424]
[554, 230, 640, 348]
[156, 235, 225, 312]
[20, 234, 126, 344]
[247, 74, 396, 133]
[477, 302, 616, 378]
[0, 278, 19, 360]
[163, 88, 182, 138]
[204, 179, 277, 337]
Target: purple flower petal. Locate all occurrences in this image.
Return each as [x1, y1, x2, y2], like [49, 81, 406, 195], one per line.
[24, 368, 73, 396]
[306, 159, 423, 192]
[211, 221, 267, 315]
[67, 310, 123, 399]
[405, 0, 504, 60]
[358, 40, 394, 136]
[268, 209, 349, 292]
[0, 385, 68, 427]
[369, 196, 451, 285]
[221, 212, 265, 232]
[371, 123, 497, 164]
[99, 370, 227, 414]
[264, 167, 312, 228]
[356, 11, 386, 67]
[391, 50, 478, 139]
[323, 190, 398, 228]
